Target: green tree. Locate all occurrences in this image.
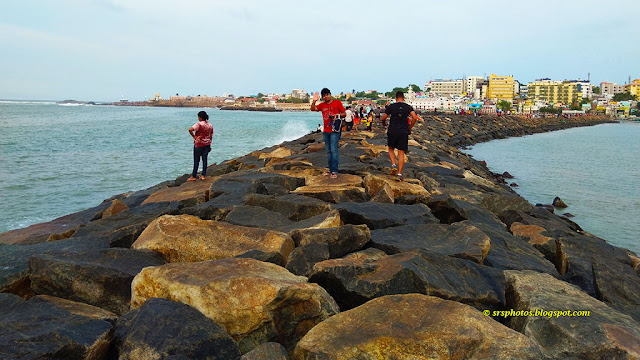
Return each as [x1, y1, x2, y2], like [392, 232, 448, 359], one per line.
[593, 86, 601, 94]
[385, 86, 409, 98]
[410, 84, 421, 93]
[612, 92, 635, 101]
[497, 100, 512, 112]
[257, 93, 265, 98]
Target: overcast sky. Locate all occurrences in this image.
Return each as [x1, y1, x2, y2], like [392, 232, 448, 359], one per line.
[1, 0, 638, 101]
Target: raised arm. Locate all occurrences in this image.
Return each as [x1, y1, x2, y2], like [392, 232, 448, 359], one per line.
[310, 92, 320, 111]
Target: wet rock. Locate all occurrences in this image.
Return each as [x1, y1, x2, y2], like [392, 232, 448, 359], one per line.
[285, 243, 331, 277]
[244, 194, 332, 221]
[334, 202, 438, 230]
[114, 298, 241, 360]
[131, 258, 339, 353]
[294, 294, 544, 360]
[369, 223, 490, 264]
[502, 171, 514, 178]
[509, 182, 518, 187]
[29, 248, 165, 315]
[0, 293, 113, 360]
[309, 248, 505, 311]
[241, 342, 289, 360]
[562, 212, 575, 218]
[553, 196, 568, 208]
[505, 270, 640, 360]
[132, 214, 294, 265]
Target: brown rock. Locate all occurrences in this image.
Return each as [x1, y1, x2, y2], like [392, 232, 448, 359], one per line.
[258, 147, 293, 159]
[35, 295, 117, 322]
[370, 183, 394, 203]
[46, 228, 77, 242]
[102, 199, 130, 219]
[141, 177, 217, 206]
[293, 294, 544, 360]
[132, 215, 294, 264]
[307, 174, 363, 187]
[131, 258, 339, 353]
[363, 174, 429, 199]
[510, 222, 554, 246]
[292, 185, 367, 203]
[553, 196, 568, 208]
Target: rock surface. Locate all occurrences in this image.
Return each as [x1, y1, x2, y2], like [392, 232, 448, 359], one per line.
[294, 294, 544, 360]
[132, 214, 295, 264]
[131, 258, 339, 353]
[114, 297, 241, 360]
[505, 270, 640, 360]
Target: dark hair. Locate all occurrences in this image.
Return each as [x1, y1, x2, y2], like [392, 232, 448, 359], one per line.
[395, 91, 405, 99]
[321, 88, 331, 96]
[197, 110, 209, 121]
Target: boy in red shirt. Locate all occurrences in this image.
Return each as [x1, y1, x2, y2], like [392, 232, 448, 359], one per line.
[311, 88, 346, 178]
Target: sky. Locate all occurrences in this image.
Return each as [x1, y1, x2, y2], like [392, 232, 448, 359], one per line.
[1, 0, 638, 101]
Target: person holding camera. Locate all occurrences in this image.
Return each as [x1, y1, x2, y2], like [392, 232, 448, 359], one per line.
[311, 88, 346, 179]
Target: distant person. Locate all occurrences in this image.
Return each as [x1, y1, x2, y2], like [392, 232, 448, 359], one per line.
[344, 106, 354, 131]
[317, 123, 323, 132]
[188, 110, 213, 181]
[311, 88, 346, 178]
[380, 91, 419, 181]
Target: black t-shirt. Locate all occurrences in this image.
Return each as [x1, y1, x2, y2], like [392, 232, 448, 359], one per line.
[385, 102, 414, 134]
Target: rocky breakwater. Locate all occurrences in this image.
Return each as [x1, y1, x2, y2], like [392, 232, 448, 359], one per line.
[2, 114, 639, 359]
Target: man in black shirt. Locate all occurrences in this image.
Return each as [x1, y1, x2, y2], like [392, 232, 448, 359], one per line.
[380, 91, 419, 181]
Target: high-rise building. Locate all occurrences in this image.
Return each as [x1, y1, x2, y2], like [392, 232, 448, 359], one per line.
[600, 82, 624, 96]
[487, 74, 515, 102]
[624, 79, 640, 100]
[466, 76, 484, 97]
[528, 79, 584, 104]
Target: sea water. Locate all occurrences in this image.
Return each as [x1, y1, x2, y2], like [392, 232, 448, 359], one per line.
[464, 121, 640, 253]
[0, 102, 320, 233]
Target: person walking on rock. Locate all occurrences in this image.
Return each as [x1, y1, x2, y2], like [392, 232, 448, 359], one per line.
[344, 106, 354, 132]
[311, 88, 346, 179]
[380, 91, 419, 181]
[187, 110, 213, 181]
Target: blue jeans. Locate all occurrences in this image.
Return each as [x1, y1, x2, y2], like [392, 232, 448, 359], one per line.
[192, 145, 210, 177]
[323, 131, 341, 174]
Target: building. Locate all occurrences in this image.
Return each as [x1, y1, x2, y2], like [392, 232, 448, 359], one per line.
[466, 76, 484, 97]
[624, 79, 640, 100]
[425, 79, 466, 97]
[291, 89, 308, 99]
[487, 74, 515, 103]
[527, 79, 583, 105]
[601, 82, 624, 96]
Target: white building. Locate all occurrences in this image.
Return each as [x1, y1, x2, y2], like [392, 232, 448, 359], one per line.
[466, 76, 484, 96]
[425, 79, 466, 97]
[601, 82, 624, 96]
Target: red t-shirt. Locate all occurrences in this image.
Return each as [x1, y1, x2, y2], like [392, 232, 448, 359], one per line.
[315, 100, 345, 133]
[191, 121, 213, 147]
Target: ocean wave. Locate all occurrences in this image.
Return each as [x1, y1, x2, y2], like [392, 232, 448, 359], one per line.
[277, 120, 313, 144]
[0, 100, 56, 105]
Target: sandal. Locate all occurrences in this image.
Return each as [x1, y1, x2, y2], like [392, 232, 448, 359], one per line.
[199, 176, 206, 180]
[322, 171, 331, 176]
[187, 177, 197, 181]
[330, 172, 338, 179]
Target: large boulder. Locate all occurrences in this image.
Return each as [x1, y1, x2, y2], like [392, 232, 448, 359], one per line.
[0, 237, 111, 297]
[505, 270, 640, 360]
[309, 248, 505, 311]
[334, 202, 438, 230]
[0, 293, 113, 360]
[293, 294, 544, 360]
[114, 297, 241, 360]
[292, 173, 367, 203]
[131, 258, 339, 353]
[240, 342, 289, 360]
[29, 248, 166, 315]
[132, 214, 295, 265]
[363, 174, 429, 198]
[141, 176, 218, 207]
[369, 222, 490, 264]
[244, 194, 332, 221]
[289, 224, 371, 258]
[225, 206, 341, 234]
[286, 243, 331, 277]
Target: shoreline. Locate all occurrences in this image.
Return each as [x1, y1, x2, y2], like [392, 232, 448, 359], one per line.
[2, 114, 639, 359]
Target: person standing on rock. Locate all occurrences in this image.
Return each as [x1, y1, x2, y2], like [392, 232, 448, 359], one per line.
[187, 110, 213, 181]
[311, 88, 346, 179]
[344, 106, 354, 132]
[380, 91, 419, 181]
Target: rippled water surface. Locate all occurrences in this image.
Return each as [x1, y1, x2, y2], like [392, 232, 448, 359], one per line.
[0, 102, 319, 232]
[465, 121, 640, 253]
